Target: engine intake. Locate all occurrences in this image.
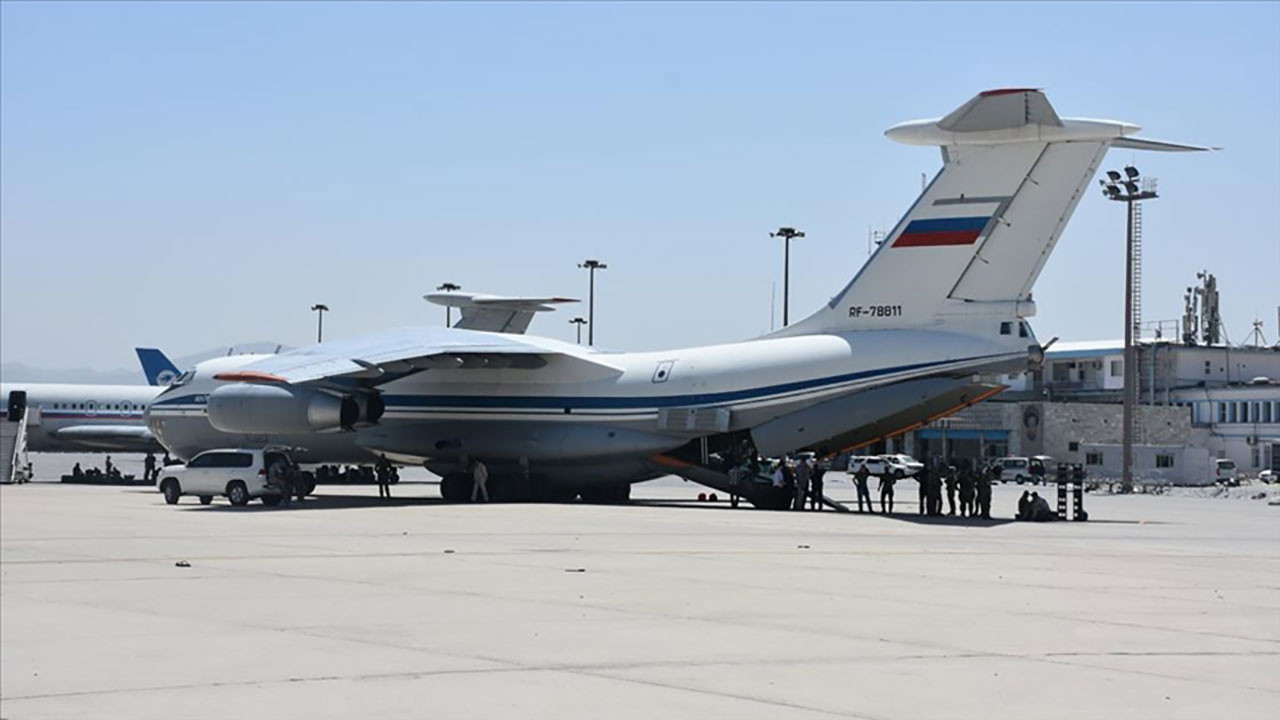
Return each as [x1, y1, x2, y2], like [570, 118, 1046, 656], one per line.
[207, 383, 358, 434]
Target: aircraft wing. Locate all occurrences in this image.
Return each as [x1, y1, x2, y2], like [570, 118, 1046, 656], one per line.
[213, 326, 621, 386]
[424, 293, 579, 334]
[54, 425, 163, 452]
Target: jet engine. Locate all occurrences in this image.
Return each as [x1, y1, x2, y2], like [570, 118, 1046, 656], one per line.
[207, 383, 358, 434]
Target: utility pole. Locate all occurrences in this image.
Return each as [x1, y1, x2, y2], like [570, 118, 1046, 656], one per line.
[569, 317, 587, 344]
[435, 282, 461, 327]
[1100, 167, 1158, 491]
[578, 260, 607, 346]
[770, 227, 805, 327]
[310, 304, 329, 343]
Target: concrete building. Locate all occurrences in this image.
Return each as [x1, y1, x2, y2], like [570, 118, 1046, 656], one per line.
[897, 340, 1280, 481]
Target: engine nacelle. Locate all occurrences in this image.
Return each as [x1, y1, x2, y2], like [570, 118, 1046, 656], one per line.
[349, 392, 385, 426]
[207, 383, 357, 434]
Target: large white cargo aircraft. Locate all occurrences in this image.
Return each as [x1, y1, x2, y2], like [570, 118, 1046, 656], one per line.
[146, 89, 1205, 504]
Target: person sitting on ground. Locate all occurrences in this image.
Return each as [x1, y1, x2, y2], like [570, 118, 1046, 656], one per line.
[1017, 491, 1032, 520]
[1028, 491, 1056, 521]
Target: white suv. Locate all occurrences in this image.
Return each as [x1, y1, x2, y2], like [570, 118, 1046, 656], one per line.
[847, 454, 924, 478]
[158, 448, 293, 506]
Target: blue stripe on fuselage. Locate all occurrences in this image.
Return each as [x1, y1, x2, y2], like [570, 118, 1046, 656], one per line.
[152, 353, 1004, 412]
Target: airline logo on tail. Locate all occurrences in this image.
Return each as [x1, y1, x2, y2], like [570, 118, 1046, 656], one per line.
[893, 217, 991, 248]
[136, 348, 180, 386]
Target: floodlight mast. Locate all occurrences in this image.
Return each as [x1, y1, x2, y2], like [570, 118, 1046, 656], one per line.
[578, 260, 607, 346]
[310, 304, 329, 343]
[770, 227, 805, 326]
[436, 282, 461, 327]
[1100, 167, 1158, 492]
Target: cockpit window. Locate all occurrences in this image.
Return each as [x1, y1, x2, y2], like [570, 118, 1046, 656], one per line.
[170, 369, 195, 387]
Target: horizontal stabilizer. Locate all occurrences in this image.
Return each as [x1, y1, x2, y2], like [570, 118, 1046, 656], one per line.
[1110, 136, 1217, 152]
[938, 88, 1063, 132]
[424, 292, 580, 334]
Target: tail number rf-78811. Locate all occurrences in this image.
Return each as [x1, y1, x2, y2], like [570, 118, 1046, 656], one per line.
[849, 304, 904, 318]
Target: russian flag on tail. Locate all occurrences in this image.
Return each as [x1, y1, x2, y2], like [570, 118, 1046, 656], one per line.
[893, 216, 990, 248]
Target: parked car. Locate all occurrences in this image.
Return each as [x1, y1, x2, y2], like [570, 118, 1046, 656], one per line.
[1259, 469, 1278, 484]
[846, 454, 923, 478]
[158, 448, 295, 506]
[994, 456, 1036, 484]
[1213, 459, 1239, 485]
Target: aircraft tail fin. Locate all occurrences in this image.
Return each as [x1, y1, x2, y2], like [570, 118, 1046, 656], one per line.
[136, 348, 180, 386]
[778, 89, 1206, 337]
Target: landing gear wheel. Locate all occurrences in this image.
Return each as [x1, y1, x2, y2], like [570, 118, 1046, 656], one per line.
[440, 473, 469, 502]
[161, 479, 180, 505]
[227, 481, 250, 507]
[199, 495, 213, 505]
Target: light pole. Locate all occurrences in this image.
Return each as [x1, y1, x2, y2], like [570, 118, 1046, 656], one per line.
[436, 282, 461, 327]
[310, 304, 329, 343]
[569, 317, 587, 344]
[770, 227, 805, 326]
[1100, 166, 1158, 491]
[578, 260, 606, 346]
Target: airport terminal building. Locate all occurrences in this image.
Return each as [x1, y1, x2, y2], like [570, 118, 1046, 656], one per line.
[897, 340, 1280, 483]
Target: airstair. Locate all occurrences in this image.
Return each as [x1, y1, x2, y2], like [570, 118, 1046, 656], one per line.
[2, 407, 33, 484]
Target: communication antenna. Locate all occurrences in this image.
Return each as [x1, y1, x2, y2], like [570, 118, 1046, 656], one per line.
[1244, 319, 1269, 348]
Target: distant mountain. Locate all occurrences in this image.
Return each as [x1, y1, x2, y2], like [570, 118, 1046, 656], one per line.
[0, 341, 291, 385]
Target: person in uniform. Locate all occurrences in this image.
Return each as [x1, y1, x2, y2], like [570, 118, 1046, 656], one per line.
[959, 468, 975, 517]
[928, 466, 944, 516]
[976, 470, 992, 519]
[916, 466, 929, 515]
[471, 458, 490, 503]
[945, 466, 958, 516]
[878, 472, 896, 514]
[854, 463, 874, 513]
[794, 457, 811, 511]
[376, 454, 393, 499]
[268, 455, 293, 508]
[144, 452, 156, 482]
[810, 460, 826, 511]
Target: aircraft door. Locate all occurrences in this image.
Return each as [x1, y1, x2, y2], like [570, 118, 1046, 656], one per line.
[7, 391, 26, 422]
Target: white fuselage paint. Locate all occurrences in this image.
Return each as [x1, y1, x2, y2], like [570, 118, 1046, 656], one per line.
[146, 321, 1030, 475]
[1, 382, 164, 453]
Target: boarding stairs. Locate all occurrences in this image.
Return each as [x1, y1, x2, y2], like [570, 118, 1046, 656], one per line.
[2, 407, 33, 484]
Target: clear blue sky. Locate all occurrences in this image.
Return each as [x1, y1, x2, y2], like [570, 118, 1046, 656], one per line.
[3, 2, 1278, 371]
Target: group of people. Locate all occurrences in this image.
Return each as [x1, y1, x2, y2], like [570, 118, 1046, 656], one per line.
[850, 461, 993, 518]
[769, 455, 829, 511]
[70, 457, 124, 481]
[71, 452, 175, 483]
[1016, 490, 1059, 521]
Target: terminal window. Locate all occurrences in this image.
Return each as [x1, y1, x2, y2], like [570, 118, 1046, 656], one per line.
[1110, 360, 1122, 377]
[1085, 452, 1103, 466]
[1155, 454, 1175, 468]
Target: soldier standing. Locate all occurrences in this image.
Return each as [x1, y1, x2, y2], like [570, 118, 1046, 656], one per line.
[959, 468, 976, 517]
[854, 463, 874, 513]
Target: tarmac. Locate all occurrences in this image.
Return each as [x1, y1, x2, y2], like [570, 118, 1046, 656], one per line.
[2, 466, 1278, 719]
